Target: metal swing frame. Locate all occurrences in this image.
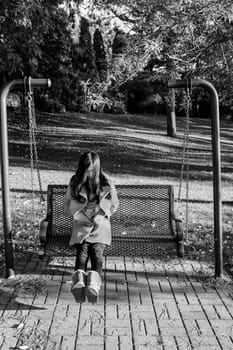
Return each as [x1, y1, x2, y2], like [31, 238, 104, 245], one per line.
[0, 78, 222, 278]
[168, 79, 223, 278]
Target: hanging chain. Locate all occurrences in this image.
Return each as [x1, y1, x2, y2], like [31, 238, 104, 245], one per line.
[184, 84, 191, 239]
[30, 93, 45, 203]
[25, 77, 45, 235]
[24, 77, 44, 203]
[26, 90, 36, 227]
[178, 79, 192, 238]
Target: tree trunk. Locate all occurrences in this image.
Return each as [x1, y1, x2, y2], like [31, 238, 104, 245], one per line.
[166, 58, 177, 137]
[167, 87, 176, 137]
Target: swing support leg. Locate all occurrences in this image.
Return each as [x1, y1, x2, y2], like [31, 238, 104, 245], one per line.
[0, 78, 51, 278]
[168, 79, 222, 278]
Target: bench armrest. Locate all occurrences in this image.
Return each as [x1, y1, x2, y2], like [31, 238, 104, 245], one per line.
[39, 218, 50, 243]
[173, 217, 184, 258]
[174, 218, 184, 241]
[38, 218, 51, 259]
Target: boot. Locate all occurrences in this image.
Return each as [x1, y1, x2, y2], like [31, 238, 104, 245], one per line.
[85, 270, 102, 304]
[71, 269, 87, 303]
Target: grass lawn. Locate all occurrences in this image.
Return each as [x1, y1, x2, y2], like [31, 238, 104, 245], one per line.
[1, 111, 233, 276]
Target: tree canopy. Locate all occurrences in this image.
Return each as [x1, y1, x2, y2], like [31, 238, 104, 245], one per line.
[1, 0, 233, 114]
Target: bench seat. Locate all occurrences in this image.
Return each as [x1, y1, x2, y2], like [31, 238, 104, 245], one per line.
[39, 184, 184, 258]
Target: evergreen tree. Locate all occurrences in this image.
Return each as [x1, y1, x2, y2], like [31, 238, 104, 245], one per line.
[93, 28, 108, 81]
[75, 17, 97, 81]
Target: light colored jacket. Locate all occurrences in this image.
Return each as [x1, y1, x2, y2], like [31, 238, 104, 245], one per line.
[64, 180, 119, 246]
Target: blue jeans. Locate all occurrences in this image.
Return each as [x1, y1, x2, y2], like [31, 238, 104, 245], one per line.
[75, 242, 106, 274]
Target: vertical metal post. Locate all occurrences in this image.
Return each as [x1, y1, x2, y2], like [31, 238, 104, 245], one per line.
[0, 78, 51, 278]
[168, 79, 222, 277]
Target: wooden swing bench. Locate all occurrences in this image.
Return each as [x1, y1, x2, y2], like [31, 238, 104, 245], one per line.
[39, 184, 184, 258]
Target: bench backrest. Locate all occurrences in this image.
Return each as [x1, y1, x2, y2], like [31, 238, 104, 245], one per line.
[46, 184, 175, 239]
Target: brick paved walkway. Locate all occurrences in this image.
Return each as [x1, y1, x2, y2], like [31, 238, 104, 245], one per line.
[0, 253, 233, 350]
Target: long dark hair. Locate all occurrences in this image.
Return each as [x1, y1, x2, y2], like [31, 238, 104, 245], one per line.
[70, 151, 108, 200]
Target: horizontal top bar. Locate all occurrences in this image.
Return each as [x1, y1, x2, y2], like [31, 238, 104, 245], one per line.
[9, 78, 52, 90]
[168, 79, 217, 96]
[1, 78, 52, 100]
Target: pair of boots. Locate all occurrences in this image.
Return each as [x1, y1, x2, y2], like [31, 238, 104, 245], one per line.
[71, 269, 102, 304]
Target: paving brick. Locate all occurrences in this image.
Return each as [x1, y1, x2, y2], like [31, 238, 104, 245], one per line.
[118, 335, 134, 350]
[152, 291, 172, 299]
[105, 304, 118, 319]
[29, 309, 54, 320]
[176, 334, 221, 349]
[175, 335, 192, 349]
[209, 319, 233, 336]
[53, 304, 68, 319]
[131, 317, 147, 336]
[153, 298, 177, 306]
[184, 293, 200, 304]
[159, 280, 173, 293]
[139, 291, 152, 304]
[144, 318, 160, 336]
[106, 276, 128, 304]
[174, 294, 189, 305]
[81, 304, 105, 319]
[198, 293, 223, 305]
[226, 305, 233, 318]
[117, 304, 130, 319]
[134, 335, 164, 350]
[1, 255, 233, 350]
[217, 336, 233, 350]
[155, 304, 170, 320]
[104, 336, 119, 350]
[190, 281, 206, 293]
[75, 335, 104, 349]
[91, 318, 105, 337]
[60, 335, 76, 350]
[202, 304, 219, 319]
[105, 318, 131, 336]
[147, 281, 161, 292]
[184, 319, 215, 337]
[214, 304, 232, 319]
[190, 335, 220, 349]
[130, 304, 155, 319]
[50, 318, 78, 337]
[158, 319, 187, 336]
[78, 319, 92, 336]
[217, 291, 233, 306]
[162, 335, 179, 349]
[127, 291, 142, 304]
[178, 305, 206, 320]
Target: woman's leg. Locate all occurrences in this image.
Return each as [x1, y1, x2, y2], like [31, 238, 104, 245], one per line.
[72, 242, 90, 303]
[88, 243, 106, 274]
[85, 243, 106, 303]
[75, 242, 89, 271]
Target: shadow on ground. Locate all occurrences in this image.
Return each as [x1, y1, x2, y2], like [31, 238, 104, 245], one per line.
[8, 111, 233, 181]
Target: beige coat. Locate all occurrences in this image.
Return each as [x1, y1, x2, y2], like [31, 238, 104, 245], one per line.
[64, 181, 119, 246]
